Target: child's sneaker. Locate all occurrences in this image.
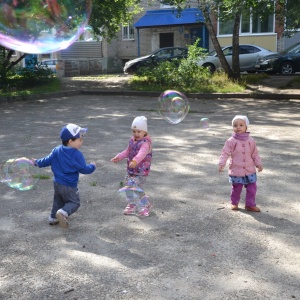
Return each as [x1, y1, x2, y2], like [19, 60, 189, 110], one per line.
[137, 206, 151, 217]
[56, 211, 69, 228]
[123, 204, 136, 215]
[48, 216, 59, 225]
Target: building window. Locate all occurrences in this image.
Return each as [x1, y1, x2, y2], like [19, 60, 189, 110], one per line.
[218, 7, 274, 35]
[122, 23, 134, 40]
[160, 0, 175, 8]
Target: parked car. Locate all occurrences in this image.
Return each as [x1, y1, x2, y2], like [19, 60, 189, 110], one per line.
[39, 59, 57, 73]
[198, 44, 277, 73]
[255, 42, 300, 74]
[124, 47, 188, 74]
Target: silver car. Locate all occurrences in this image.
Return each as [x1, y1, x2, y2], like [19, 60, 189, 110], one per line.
[40, 59, 57, 73]
[198, 44, 277, 73]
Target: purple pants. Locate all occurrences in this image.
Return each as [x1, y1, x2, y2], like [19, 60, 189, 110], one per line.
[231, 182, 257, 207]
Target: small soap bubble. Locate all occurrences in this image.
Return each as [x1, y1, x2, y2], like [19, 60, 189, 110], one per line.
[0, 0, 92, 53]
[0, 157, 40, 191]
[158, 90, 190, 124]
[200, 118, 210, 129]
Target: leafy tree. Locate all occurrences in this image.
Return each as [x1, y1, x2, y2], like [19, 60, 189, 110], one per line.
[89, 0, 142, 40]
[159, 0, 299, 80]
[0, 48, 27, 87]
[0, 0, 142, 86]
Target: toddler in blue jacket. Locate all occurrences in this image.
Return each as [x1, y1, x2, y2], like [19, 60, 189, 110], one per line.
[34, 123, 96, 228]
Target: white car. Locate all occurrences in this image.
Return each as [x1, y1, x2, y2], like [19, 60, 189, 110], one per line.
[40, 59, 57, 73]
[198, 44, 277, 73]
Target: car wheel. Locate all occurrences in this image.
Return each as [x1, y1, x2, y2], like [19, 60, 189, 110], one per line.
[279, 62, 294, 75]
[202, 63, 216, 73]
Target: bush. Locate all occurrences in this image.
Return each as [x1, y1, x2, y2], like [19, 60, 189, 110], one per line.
[133, 39, 213, 92]
[0, 65, 54, 93]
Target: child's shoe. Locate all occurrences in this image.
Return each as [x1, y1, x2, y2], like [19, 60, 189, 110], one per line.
[245, 206, 260, 212]
[123, 204, 136, 215]
[56, 210, 69, 228]
[137, 206, 151, 217]
[231, 205, 239, 210]
[48, 216, 59, 225]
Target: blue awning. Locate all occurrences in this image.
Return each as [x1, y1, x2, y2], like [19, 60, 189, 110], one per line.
[134, 8, 205, 29]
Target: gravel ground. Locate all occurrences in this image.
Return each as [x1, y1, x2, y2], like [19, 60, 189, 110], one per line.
[0, 90, 300, 299]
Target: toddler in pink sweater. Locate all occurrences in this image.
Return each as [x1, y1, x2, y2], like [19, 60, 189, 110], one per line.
[111, 116, 152, 217]
[218, 115, 263, 212]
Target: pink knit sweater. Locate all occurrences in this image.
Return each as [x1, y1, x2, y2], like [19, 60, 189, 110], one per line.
[219, 134, 262, 177]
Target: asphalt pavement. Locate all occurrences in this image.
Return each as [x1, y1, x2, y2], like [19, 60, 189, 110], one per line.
[0, 93, 300, 299]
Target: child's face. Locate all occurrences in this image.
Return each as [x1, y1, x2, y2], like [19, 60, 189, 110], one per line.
[132, 129, 146, 140]
[68, 137, 83, 149]
[233, 119, 247, 134]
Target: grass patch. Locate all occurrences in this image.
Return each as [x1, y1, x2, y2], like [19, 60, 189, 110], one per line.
[129, 73, 269, 93]
[33, 174, 51, 179]
[68, 74, 123, 81]
[0, 77, 61, 97]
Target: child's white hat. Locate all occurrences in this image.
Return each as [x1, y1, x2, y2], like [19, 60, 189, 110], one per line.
[131, 116, 147, 132]
[232, 115, 249, 127]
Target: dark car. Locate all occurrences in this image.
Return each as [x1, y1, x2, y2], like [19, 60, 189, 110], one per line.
[123, 47, 188, 74]
[255, 42, 300, 74]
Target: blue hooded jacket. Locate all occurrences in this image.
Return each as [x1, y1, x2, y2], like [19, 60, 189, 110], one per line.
[35, 145, 95, 187]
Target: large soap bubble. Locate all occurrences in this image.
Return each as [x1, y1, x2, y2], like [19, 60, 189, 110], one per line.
[0, 157, 40, 191]
[0, 0, 92, 54]
[158, 90, 190, 124]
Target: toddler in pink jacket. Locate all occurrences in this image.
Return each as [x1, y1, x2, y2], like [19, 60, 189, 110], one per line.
[218, 115, 263, 212]
[111, 116, 152, 217]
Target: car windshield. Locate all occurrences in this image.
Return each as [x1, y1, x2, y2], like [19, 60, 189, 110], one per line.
[208, 50, 216, 56]
[283, 43, 300, 54]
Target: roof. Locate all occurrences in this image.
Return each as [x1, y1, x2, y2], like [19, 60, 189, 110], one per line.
[134, 8, 205, 29]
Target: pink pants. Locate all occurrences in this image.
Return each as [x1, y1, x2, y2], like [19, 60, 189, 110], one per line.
[230, 182, 257, 207]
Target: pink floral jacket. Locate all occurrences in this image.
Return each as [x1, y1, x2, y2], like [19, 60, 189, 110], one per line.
[219, 133, 262, 177]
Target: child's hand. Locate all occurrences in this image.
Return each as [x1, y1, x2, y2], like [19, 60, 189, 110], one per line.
[110, 156, 119, 163]
[129, 160, 137, 168]
[218, 165, 225, 172]
[90, 161, 96, 168]
[257, 165, 263, 172]
[31, 158, 37, 166]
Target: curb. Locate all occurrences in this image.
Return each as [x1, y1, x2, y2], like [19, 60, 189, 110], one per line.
[1, 89, 300, 103]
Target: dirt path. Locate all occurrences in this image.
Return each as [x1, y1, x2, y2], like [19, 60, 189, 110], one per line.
[0, 94, 300, 299]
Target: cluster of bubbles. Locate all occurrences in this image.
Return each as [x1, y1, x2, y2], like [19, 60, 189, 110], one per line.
[158, 90, 190, 124]
[118, 177, 152, 213]
[118, 179, 145, 202]
[0, 157, 40, 191]
[0, 0, 92, 53]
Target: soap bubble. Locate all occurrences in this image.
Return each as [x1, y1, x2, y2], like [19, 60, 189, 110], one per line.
[0, 0, 92, 54]
[0, 157, 40, 191]
[118, 185, 145, 202]
[158, 90, 190, 124]
[200, 118, 210, 129]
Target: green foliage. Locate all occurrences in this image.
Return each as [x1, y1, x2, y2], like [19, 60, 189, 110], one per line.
[89, 0, 142, 40]
[0, 76, 60, 96]
[132, 39, 213, 92]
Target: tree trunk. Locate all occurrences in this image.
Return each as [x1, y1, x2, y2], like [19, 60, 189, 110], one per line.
[201, 3, 234, 79]
[231, 11, 241, 80]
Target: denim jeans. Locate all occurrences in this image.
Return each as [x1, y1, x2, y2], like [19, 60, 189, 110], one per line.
[50, 181, 80, 218]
